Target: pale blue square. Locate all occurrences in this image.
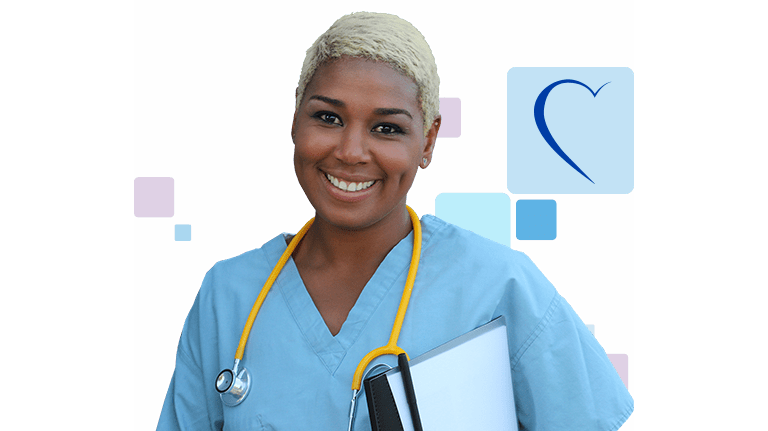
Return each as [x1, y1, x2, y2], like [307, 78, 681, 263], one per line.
[508, 67, 633, 194]
[516, 200, 556, 240]
[175, 224, 191, 241]
[435, 193, 510, 247]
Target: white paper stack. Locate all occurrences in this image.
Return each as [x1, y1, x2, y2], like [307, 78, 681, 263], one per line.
[380, 317, 518, 431]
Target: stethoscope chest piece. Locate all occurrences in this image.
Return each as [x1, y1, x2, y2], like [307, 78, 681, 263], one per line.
[216, 364, 251, 407]
[217, 206, 422, 419]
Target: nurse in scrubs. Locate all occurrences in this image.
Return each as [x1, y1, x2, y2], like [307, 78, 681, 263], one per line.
[158, 12, 633, 431]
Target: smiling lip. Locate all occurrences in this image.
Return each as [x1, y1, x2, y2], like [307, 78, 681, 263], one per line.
[321, 171, 379, 202]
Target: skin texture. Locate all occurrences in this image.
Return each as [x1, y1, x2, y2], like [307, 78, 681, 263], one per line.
[291, 56, 441, 335]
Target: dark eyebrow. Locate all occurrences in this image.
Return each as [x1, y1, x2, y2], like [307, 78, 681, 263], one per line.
[374, 108, 413, 119]
[308, 95, 345, 107]
[309, 95, 413, 120]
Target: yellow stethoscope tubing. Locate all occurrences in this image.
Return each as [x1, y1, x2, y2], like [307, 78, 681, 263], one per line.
[232, 206, 421, 392]
[351, 206, 420, 390]
[234, 216, 315, 361]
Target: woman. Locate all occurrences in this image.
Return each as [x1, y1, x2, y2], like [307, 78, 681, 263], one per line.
[157, 12, 633, 430]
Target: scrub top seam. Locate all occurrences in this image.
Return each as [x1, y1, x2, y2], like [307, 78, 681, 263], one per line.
[273, 257, 342, 375]
[509, 292, 562, 371]
[273, 230, 423, 376]
[159, 217, 634, 430]
[176, 344, 203, 373]
[607, 398, 634, 431]
[341, 240, 415, 360]
[260, 236, 340, 375]
[341, 215, 443, 358]
[276, 234, 359, 375]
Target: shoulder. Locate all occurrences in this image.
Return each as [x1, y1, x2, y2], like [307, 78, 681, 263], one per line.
[199, 233, 289, 299]
[177, 232, 291, 360]
[420, 217, 633, 429]
[416, 215, 557, 324]
[402, 215, 567, 385]
[182, 233, 290, 347]
[419, 214, 543, 280]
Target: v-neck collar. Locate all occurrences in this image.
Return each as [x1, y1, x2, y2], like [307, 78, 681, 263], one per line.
[264, 226, 416, 375]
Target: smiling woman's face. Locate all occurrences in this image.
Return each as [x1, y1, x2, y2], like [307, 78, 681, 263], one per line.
[292, 56, 439, 231]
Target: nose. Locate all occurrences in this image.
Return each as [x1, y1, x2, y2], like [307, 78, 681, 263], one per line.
[334, 125, 371, 165]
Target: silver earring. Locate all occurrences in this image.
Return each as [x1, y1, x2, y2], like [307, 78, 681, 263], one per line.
[421, 157, 429, 168]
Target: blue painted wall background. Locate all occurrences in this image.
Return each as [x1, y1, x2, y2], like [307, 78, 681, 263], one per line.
[134, 0, 635, 430]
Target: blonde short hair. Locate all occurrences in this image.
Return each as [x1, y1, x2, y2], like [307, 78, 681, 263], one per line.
[296, 12, 440, 136]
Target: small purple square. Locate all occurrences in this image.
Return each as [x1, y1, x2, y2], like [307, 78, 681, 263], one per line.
[607, 353, 629, 389]
[134, 177, 174, 217]
[438, 97, 461, 138]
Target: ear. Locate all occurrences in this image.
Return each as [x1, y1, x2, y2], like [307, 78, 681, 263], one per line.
[421, 115, 441, 167]
[291, 110, 298, 144]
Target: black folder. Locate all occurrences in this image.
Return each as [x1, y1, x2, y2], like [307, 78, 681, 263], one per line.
[364, 370, 405, 431]
[363, 317, 517, 431]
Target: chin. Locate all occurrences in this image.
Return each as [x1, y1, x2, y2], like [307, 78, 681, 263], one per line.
[316, 206, 384, 231]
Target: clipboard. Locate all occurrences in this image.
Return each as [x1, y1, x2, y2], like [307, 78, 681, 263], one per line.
[364, 317, 518, 431]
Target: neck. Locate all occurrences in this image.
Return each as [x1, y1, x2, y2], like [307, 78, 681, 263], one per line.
[293, 205, 413, 271]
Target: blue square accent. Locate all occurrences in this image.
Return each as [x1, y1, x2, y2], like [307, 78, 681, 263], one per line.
[435, 193, 510, 247]
[516, 200, 556, 240]
[175, 224, 191, 241]
[587, 323, 595, 337]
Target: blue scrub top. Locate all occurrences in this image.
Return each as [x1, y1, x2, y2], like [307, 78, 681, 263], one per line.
[157, 215, 633, 430]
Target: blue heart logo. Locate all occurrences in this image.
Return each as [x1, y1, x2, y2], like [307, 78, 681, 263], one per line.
[533, 79, 610, 184]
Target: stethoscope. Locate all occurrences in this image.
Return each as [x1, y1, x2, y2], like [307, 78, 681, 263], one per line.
[215, 206, 423, 431]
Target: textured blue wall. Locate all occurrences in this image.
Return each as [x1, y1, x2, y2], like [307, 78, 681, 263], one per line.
[135, 0, 634, 430]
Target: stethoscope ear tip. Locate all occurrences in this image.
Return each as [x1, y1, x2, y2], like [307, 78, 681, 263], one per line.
[216, 367, 251, 407]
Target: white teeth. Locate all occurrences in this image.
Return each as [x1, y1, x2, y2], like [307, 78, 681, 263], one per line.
[325, 174, 375, 192]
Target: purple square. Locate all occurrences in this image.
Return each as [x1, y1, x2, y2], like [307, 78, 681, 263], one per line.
[134, 177, 174, 217]
[607, 353, 629, 389]
[437, 97, 461, 138]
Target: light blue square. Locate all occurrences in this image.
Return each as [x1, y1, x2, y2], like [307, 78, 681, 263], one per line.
[516, 200, 556, 240]
[175, 224, 191, 241]
[435, 193, 510, 247]
[508, 67, 633, 194]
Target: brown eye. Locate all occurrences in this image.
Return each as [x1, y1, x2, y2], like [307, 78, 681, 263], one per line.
[314, 112, 343, 126]
[372, 124, 403, 135]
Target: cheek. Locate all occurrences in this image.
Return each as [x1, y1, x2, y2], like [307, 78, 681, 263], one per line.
[293, 139, 326, 192]
[293, 143, 314, 167]
[374, 145, 420, 182]
[293, 133, 333, 166]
